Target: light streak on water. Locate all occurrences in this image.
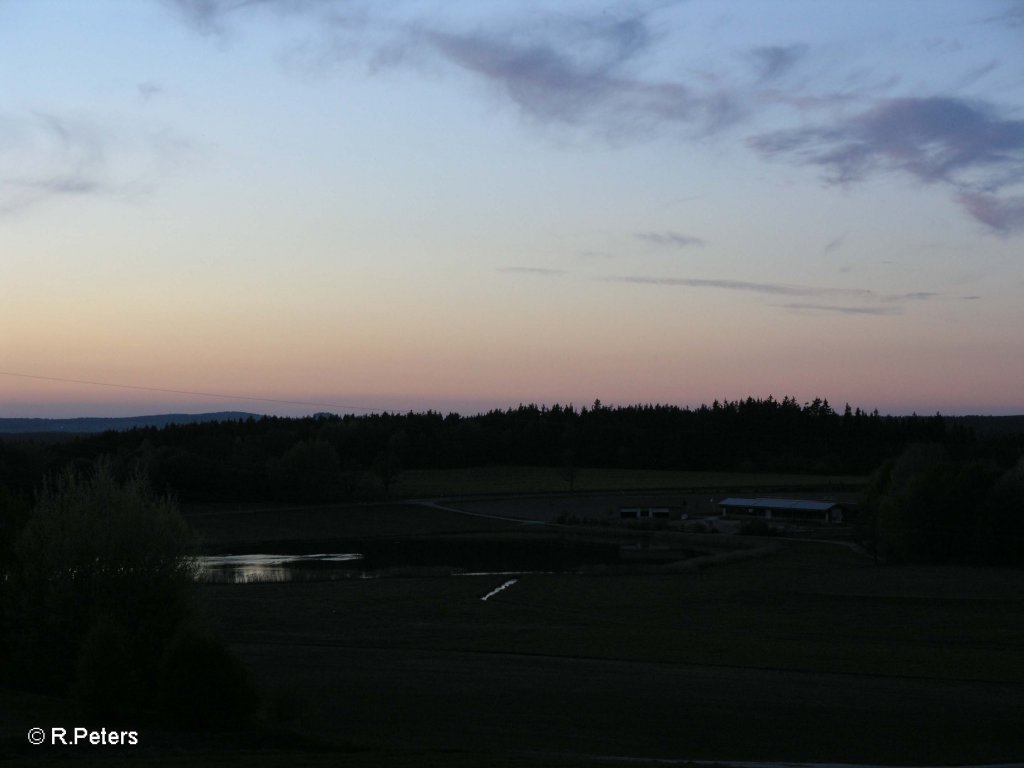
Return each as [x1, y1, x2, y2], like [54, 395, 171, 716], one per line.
[481, 579, 518, 601]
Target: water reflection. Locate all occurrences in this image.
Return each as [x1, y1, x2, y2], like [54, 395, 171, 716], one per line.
[198, 553, 363, 584]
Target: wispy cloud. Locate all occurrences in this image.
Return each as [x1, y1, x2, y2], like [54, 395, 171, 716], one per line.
[984, 3, 1024, 29]
[750, 96, 1024, 233]
[956, 191, 1024, 234]
[880, 291, 940, 303]
[0, 111, 181, 216]
[0, 112, 109, 215]
[822, 234, 845, 256]
[497, 266, 566, 276]
[603, 275, 871, 298]
[781, 303, 901, 316]
[635, 231, 705, 248]
[138, 81, 165, 100]
[160, 2, 1024, 235]
[749, 44, 807, 82]
[421, 12, 744, 141]
[607, 273, 953, 316]
[162, 1, 745, 140]
[160, 0, 301, 35]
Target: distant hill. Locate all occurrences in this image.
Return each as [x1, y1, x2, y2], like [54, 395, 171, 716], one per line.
[0, 412, 258, 435]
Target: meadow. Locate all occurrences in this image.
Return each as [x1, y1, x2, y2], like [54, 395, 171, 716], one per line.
[6, 477, 1024, 766]
[194, 495, 1024, 763]
[194, 539, 1024, 764]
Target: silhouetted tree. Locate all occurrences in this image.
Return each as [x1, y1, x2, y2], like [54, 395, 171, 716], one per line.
[3, 461, 196, 698]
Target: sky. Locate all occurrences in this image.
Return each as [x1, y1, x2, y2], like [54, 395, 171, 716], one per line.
[1, 0, 1023, 418]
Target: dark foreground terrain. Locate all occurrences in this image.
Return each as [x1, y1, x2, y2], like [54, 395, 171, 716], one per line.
[7, 495, 1024, 766]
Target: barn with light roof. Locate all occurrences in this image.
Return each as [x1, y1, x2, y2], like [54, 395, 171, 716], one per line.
[718, 497, 844, 524]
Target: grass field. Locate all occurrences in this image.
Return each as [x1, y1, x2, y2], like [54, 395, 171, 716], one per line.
[190, 537, 1024, 764]
[393, 466, 867, 497]
[182, 496, 1024, 764]
[8, 492, 1024, 766]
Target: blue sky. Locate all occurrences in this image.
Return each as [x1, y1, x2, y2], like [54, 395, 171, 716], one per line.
[1, 0, 1023, 416]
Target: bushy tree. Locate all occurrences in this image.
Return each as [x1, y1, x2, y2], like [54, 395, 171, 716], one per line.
[157, 623, 257, 729]
[2, 460, 196, 701]
[976, 457, 1024, 564]
[871, 444, 1012, 564]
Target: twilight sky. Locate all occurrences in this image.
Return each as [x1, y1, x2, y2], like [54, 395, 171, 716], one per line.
[2, 0, 1023, 417]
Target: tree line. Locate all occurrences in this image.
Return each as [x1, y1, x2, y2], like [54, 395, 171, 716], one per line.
[2, 396, 1017, 507]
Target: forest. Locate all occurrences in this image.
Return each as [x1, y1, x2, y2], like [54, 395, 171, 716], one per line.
[0, 396, 1016, 506]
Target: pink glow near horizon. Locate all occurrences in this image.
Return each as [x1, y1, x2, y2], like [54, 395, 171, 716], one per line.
[1, 2, 1022, 418]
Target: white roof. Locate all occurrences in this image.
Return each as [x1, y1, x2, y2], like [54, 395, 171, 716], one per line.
[718, 497, 840, 511]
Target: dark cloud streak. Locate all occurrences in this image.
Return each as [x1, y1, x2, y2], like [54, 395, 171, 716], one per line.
[159, 2, 1024, 234]
[750, 96, 1024, 233]
[604, 275, 871, 298]
[497, 267, 566, 276]
[422, 11, 745, 140]
[823, 234, 845, 256]
[781, 303, 901, 316]
[956, 191, 1024, 234]
[635, 231, 705, 248]
[749, 44, 807, 82]
[605, 275, 941, 315]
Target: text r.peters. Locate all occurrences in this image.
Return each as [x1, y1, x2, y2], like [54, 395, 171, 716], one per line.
[52, 727, 138, 746]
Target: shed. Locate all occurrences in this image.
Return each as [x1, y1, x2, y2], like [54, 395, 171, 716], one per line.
[718, 497, 844, 524]
[619, 506, 679, 520]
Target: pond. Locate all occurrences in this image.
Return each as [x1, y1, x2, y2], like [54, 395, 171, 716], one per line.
[197, 536, 705, 583]
[198, 553, 364, 584]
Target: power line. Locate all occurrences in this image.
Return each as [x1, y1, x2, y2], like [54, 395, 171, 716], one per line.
[0, 370, 381, 413]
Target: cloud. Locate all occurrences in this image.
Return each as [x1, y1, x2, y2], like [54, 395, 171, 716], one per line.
[497, 266, 566, 276]
[603, 275, 871, 298]
[162, 0, 745, 146]
[751, 97, 1024, 186]
[750, 96, 1024, 232]
[138, 81, 165, 100]
[0, 113, 108, 214]
[0, 112, 175, 216]
[160, 0, 298, 35]
[984, 3, 1024, 28]
[955, 59, 1000, 90]
[635, 231, 705, 248]
[956, 191, 1024, 234]
[158, 1, 1024, 234]
[780, 303, 901, 316]
[822, 234, 846, 256]
[423, 13, 744, 140]
[749, 44, 807, 82]
[160, 2, 749, 141]
[607, 274, 951, 315]
[897, 292, 938, 301]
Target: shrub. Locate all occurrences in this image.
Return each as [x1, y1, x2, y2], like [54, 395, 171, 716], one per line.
[3, 460, 197, 697]
[72, 615, 145, 719]
[157, 624, 257, 729]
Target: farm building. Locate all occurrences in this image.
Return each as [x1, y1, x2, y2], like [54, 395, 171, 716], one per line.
[718, 497, 844, 524]
[618, 507, 680, 520]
